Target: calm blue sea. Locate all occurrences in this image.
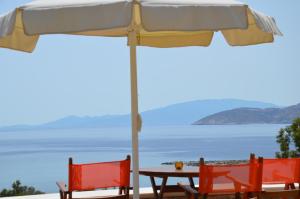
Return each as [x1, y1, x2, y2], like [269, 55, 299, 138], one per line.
[0, 124, 285, 193]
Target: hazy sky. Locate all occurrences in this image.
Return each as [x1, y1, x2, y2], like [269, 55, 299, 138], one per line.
[0, 0, 299, 126]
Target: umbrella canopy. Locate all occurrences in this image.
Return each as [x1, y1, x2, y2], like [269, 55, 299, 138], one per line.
[0, 1, 282, 199]
[0, 0, 281, 52]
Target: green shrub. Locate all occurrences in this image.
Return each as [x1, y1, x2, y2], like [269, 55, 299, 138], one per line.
[0, 180, 44, 197]
[276, 118, 300, 158]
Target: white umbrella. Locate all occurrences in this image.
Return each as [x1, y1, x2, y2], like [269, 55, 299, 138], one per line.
[0, 0, 282, 198]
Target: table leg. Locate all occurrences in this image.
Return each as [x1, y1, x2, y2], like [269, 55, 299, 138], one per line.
[158, 177, 168, 199]
[150, 176, 159, 199]
[188, 177, 195, 188]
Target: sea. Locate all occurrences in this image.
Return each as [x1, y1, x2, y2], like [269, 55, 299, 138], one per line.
[0, 124, 286, 193]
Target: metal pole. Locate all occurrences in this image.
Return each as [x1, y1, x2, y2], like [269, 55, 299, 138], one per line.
[130, 44, 140, 199]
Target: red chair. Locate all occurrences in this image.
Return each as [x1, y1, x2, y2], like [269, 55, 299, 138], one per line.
[56, 155, 131, 199]
[261, 158, 300, 198]
[178, 154, 263, 199]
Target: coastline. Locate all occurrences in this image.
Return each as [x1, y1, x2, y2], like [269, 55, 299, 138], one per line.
[162, 159, 248, 166]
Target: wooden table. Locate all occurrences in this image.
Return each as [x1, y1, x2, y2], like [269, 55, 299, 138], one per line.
[139, 166, 199, 199]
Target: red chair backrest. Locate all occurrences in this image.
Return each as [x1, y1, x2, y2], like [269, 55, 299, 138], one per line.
[69, 157, 130, 191]
[262, 158, 300, 185]
[199, 157, 263, 194]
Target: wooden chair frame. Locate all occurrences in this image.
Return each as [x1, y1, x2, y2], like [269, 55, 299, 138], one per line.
[260, 158, 300, 199]
[56, 155, 131, 199]
[178, 154, 263, 199]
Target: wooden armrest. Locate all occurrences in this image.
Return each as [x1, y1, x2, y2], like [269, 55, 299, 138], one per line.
[212, 171, 230, 178]
[178, 182, 199, 199]
[56, 181, 68, 193]
[273, 173, 295, 184]
[226, 175, 252, 187]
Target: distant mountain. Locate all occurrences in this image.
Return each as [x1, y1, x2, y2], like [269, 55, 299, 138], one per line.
[193, 103, 300, 125]
[140, 99, 276, 125]
[0, 99, 277, 131]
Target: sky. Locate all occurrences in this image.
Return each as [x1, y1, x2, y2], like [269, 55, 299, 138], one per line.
[0, 0, 300, 126]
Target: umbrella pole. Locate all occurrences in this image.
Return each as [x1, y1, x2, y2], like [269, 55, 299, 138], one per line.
[130, 44, 140, 199]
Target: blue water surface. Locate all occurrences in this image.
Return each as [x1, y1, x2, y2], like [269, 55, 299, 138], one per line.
[0, 124, 285, 192]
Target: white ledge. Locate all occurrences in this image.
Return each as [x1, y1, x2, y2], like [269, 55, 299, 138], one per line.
[0, 187, 156, 199]
[0, 184, 295, 199]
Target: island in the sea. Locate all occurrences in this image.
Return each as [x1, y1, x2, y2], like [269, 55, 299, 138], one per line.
[0, 99, 276, 131]
[193, 103, 300, 125]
